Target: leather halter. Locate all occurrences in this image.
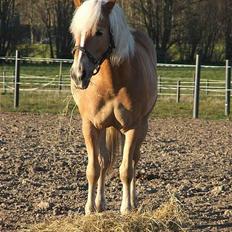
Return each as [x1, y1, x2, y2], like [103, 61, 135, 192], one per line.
[72, 31, 115, 76]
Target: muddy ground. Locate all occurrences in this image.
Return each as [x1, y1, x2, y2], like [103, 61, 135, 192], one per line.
[0, 112, 231, 231]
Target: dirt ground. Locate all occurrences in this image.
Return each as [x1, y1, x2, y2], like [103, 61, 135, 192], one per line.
[0, 112, 231, 231]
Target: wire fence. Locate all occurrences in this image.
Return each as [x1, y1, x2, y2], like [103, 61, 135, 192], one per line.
[0, 74, 70, 92]
[1, 73, 230, 96]
[0, 53, 231, 117]
[0, 57, 230, 95]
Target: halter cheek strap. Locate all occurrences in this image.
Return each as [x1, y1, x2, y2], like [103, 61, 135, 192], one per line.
[72, 31, 115, 76]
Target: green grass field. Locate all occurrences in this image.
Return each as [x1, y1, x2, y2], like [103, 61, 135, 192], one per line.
[158, 66, 225, 81]
[0, 62, 226, 81]
[0, 62, 72, 77]
[0, 62, 230, 120]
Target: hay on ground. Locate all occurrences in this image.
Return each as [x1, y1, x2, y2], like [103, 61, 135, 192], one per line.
[24, 196, 189, 232]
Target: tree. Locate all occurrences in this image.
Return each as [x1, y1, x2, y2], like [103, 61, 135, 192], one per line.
[220, 0, 232, 61]
[53, 0, 74, 58]
[129, 0, 175, 62]
[38, 0, 55, 58]
[195, 0, 220, 63]
[121, 0, 226, 63]
[39, 0, 74, 58]
[1, 0, 229, 62]
[17, 0, 39, 44]
[0, 0, 19, 56]
[177, 0, 203, 62]
[177, 0, 221, 63]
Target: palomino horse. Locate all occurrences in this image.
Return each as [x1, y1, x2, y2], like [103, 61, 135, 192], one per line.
[70, 0, 157, 214]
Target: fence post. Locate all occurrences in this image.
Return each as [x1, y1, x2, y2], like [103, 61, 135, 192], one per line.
[2, 71, 6, 94]
[205, 79, 209, 96]
[176, 80, 181, 103]
[158, 76, 162, 93]
[59, 61, 63, 91]
[193, 54, 201, 119]
[225, 60, 231, 116]
[192, 73, 195, 96]
[14, 50, 20, 108]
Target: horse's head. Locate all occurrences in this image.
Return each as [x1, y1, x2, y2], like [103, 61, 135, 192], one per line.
[70, 0, 116, 89]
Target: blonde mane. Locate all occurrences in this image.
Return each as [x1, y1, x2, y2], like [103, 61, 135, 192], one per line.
[70, 0, 135, 65]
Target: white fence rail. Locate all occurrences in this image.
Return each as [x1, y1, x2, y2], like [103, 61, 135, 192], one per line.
[1, 75, 231, 94]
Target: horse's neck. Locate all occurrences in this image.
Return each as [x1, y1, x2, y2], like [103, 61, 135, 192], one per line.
[96, 59, 130, 93]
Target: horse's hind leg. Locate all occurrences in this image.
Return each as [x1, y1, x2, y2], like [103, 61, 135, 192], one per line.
[95, 130, 110, 212]
[82, 120, 100, 215]
[131, 120, 148, 209]
[130, 149, 140, 209]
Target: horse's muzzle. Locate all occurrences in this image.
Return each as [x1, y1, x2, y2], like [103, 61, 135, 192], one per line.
[72, 77, 90, 90]
[70, 68, 90, 89]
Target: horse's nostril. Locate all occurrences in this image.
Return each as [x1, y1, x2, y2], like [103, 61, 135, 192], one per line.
[81, 70, 87, 80]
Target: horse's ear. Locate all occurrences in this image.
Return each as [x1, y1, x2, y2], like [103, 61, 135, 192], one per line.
[73, 0, 82, 8]
[102, 0, 116, 14]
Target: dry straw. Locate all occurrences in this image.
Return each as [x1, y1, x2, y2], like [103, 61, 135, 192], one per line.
[24, 196, 189, 232]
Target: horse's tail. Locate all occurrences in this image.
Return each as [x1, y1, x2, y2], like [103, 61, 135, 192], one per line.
[106, 127, 123, 171]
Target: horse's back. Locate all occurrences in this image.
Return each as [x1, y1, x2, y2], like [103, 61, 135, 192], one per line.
[129, 30, 158, 115]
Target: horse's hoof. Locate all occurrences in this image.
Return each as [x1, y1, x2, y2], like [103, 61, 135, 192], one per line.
[95, 200, 106, 213]
[96, 205, 106, 213]
[85, 204, 95, 215]
[120, 205, 132, 215]
[130, 198, 138, 209]
[131, 202, 138, 210]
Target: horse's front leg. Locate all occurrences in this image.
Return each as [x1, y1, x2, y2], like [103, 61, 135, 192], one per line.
[120, 129, 137, 214]
[95, 130, 110, 212]
[82, 120, 100, 215]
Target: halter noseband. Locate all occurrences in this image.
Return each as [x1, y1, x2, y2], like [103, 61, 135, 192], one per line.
[72, 31, 115, 76]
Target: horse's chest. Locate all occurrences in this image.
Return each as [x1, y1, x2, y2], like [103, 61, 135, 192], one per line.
[73, 85, 137, 130]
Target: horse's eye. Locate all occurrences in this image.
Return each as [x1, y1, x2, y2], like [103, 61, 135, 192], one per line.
[95, 30, 103, 36]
